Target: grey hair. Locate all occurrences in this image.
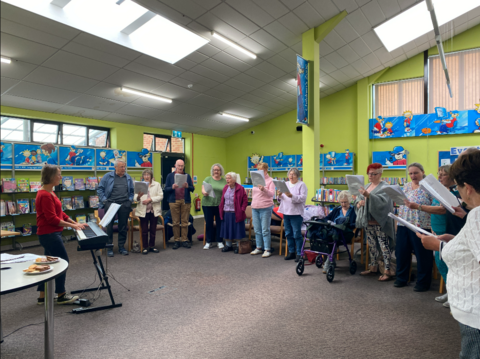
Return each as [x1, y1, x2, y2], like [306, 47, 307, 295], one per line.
[225, 171, 241, 184]
[114, 158, 126, 167]
[210, 163, 225, 177]
[338, 190, 352, 203]
[438, 164, 451, 174]
[408, 162, 426, 178]
[288, 167, 301, 178]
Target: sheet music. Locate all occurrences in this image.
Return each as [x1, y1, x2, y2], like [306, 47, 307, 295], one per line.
[134, 181, 149, 195]
[346, 175, 365, 196]
[202, 181, 215, 198]
[250, 170, 266, 187]
[388, 213, 435, 237]
[380, 185, 408, 204]
[273, 180, 290, 194]
[99, 203, 121, 228]
[175, 173, 188, 187]
[420, 174, 458, 214]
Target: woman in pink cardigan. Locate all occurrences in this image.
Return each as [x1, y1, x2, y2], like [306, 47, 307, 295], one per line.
[250, 162, 275, 258]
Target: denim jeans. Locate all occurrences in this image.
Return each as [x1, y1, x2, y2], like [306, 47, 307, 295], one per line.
[434, 251, 448, 284]
[36, 232, 69, 293]
[283, 214, 303, 255]
[252, 206, 273, 250]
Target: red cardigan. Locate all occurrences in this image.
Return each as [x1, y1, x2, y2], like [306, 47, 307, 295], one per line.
[219, 183, 248, 223]
[36, 190, 70, 235]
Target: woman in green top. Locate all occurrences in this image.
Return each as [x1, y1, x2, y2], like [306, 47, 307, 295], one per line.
[202, 163, 227, 249]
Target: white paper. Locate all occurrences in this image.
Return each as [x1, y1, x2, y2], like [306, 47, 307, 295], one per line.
[202, 181, 215, 198]
[273, 180, 290, 194]
[1, 253, 41, 263]
[251, 170, 266, 187]
[175, 173, 188, 187]
[388, 213, 435, 237]
[380, 185, 408, 204]
[420, 174, 458, 214]
[346, 175, 365, 196]
[134, 181, 149, 195]
[99, 203, 121, 228]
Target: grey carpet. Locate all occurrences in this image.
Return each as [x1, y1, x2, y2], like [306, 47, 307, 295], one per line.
[1, 219, 461, 359]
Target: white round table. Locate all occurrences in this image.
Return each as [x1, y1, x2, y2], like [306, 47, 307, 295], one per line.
[1, 259, 68, 359]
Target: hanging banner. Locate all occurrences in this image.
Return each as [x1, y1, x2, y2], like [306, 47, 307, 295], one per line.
[127, 149, 152, 168]
[296, 55, 309, 125]
[320, 151, 354, 171]
[96, 149, 126, 171]
[58, 145, 95, 170]
[1, 142, 13, 170]
[372, 146, 408, 169]
[14, 143, 58, 169]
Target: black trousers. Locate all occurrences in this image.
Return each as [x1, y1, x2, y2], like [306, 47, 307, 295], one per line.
[105, 200, 131, 249]
[396, 226, 433, 288]
[203, 205, 222, 243]
[37, 232, 69, 293]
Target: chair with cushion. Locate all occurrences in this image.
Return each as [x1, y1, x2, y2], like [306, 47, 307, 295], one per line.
[128, 210, 166, 252]
[270, 213, 284, 255]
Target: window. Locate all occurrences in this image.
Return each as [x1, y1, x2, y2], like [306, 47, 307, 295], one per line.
[373, 78, 424, 118]
[429, 48, 480, 112]
[62, 124, 87, 146]
[171, 137, 184, 153]
[89, 128, 108, 147]
[1, 117, 30, 141]
[33, 122, 59, 143]
[143, 133, 185, 153]
[155, 136, 169, 152]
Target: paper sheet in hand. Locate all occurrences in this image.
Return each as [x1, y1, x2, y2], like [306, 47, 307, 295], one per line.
[273, 180, 290, 194]
[203, 182, 215, 198]
[420, 174, 458, 214]
[99, 203, 121, 228]
[250, 171, 266, 187]
[175, 173, 187, 187]
[134, 181, 149, 195]
[388, 213, 435, 237]
[380, 185, 408, 204]
[346, 175, 365, 196]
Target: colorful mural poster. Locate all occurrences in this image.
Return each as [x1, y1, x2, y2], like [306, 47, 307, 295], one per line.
[270, 152, 297, 171]
[296, 55, 308, 125]
[14, 143, 58, 169]
[370, 105, 480, 139]
[59, 145, 95, 170]
[372, 146, 408, 169]
[127, 149, 152, 168]
[296, 155, 303, 170]
[1, 142, 13, 170]
[248, 153, 265, 170]
[320, 150, 354, 171]
[96, 149, 126, 171]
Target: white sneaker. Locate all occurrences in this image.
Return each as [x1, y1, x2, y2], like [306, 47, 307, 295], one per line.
[209, 242, 217, 248]
[262, 250, 272, 258]
[435, 293, 448, 303]
[443, 301, 450, 308]
[217, 243, 224, 249]
[251, 248, 262, 255]
[203, 243, 211, 250]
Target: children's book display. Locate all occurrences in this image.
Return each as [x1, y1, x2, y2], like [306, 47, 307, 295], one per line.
[315, 188, 344, 203]
[381, 177, 406, 185]
[74, 178, 85, 190]
[73, 196, 85, 209]
[321, 177, 347, 185]
[62, 176, 74, 191]
[2, 178, 16, 193]
[61, 197, 73, 210]
[88, 213, 96, 222]
[0, 200, 5, 216]
[6, 201, 17, 215]
[89, 196, 99, 208]
[30, 181, 41, 192]
[1, 221, 15, 233]
[17, 179, 30, 192]
[22, 223, 32, 235]
[76, 214, 87, 224]
[86, 177, 98, 190]
[17, 198, 30, 214]
[30, 198, 36, 213]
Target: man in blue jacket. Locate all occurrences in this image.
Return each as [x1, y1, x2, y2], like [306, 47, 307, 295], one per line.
[97, 159, 134, 257]
[164, 159, 194, 249]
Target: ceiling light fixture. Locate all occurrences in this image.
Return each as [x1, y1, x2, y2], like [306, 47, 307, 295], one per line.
[1, 56, 12, 64]
[374, 0, 479, 52]
[220, 112, 249, 122]
[121, 87, 172, 103]
[212, 32, 257, 59]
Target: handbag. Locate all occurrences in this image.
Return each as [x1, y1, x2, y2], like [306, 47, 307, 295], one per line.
[237, 240, 251, 254]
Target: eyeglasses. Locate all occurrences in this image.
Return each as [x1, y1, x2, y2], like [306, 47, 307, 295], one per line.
[367, 172, 380, 176]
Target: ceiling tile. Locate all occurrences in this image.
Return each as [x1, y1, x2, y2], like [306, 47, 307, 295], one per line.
[23, 67, 99, 93]
[135, 0, 191, 26]
[377, 0, 401, 20]
[175, 58, 198, 70]
[203, 88, 238, 102]
[293, 3, 325, 28]
[250, 29, 288, 53]
[1, 33, 58, 65]
[63, 42, 130, 68]
[244, 67, 276, 83]
[86, 82, 140, 103]
[169, 103, 211, 116]
[224, 78, 256, 92]
[69, 94, 128, 112]
[335, 18, 360, 43]
[351, 58, 371, 74]
[330, 70, 350, 82]
[72, 33, 140, 61]
[212, 84, 246, 97]
[319, 41, 335, 56]
[0, 94, 64, 112]
[324, 52, 349, 69]
[259, 83, 287, 96]
[212, 52, 252, 72]
[0, 19, 69, 49]
[241, 93, 269, 105]
[197, 12, 247, 42]
[103, 69, 166, 92]
[323, 30, 347, 51]
[405, 48, 419, 59]
[362, 52, 382, 68]
[362, 30, 383, 51]
[7, 81, 80, 104]
[373, 47, 393, 64]
[135, 55, 185, 77]
[340, 65, 361, 78]
[320, 74, 340, 86]
[361, 0, 386, 27]
[389, 47, 405, 59]
[349, 37, 372, 57]
[0, 77, 19, 95]
[0, 61, 37, 80]
[124, 62, 177, 82]
[160, 0, 208, 19]
[187, 94, 228, 109]
[179, 71, 220, 89]
[190, 64, 231, 83]
[337, 45, 360, 64]
[346, 8, 372, 36]
[42, 51, 119, 81]
[169, 77, 210, 93]
[132, 96, 176, 110]
[277, 47, 298, 62]
[108, 103, 161, 120]
[279, 0, 305, 10]
[398, 0, 416, 11]
[278, 12, 309, 35]
[267, 55, 295, 73]
[141, 120, 177, 129]
[256, 0, 290, 19]
[152, 83, 200, 101]
[211, 3, 260, 35]
[394, 53, 408, 65]
[184, 51, 209, 64]
[308, 0, 340, 20]
[102, 113, 146, 125]
[54, 106, 110, 120]
[249, 89, 277, 101]
[197, 44, 223, 58]
[333, 0, 359, 12]
[254, 61, 287, 78]
[319, 57, 338, 73]
[235, 37, 276, 61]
[226, 0, 275, 27]
[233, 97, 260, 109]
[201, 58, 242, 77]
[264, 21, 300, 47]
[233, 73, 266, 88]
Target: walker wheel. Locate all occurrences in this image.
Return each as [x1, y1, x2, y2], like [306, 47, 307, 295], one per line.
[315, 255, 323, 268]
[326, 266, 335, 282]
[349, 261, 357, 275]
[296, 260, 305, 276]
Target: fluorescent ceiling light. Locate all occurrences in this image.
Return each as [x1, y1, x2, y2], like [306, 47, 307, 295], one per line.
[220, 112, 249, 122]
[1, 56, 12, 64]
[2, 0, 210, 64]
[374, 0, 480, 52]
[121, 87, 172, 103]
[212, 32, 257, 59]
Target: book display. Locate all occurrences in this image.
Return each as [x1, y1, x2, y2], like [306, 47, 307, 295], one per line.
[62, 176, 74, 191]
[74, 178, 86, 190]
[2, 178, 16, 193]
[17, 178, 30, 192]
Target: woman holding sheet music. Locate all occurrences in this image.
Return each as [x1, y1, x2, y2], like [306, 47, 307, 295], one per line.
[394, 163, 434, 292]
[416, 150, 480, 358]
[354, 163, 396, 281]
[202, 163, 227, 250]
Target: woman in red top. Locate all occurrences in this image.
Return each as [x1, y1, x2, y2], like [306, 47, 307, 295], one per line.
[36, 165, 87, 305]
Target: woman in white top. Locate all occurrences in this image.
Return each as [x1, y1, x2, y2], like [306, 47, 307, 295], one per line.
[417, 150, 480, 359]
[134, 169, 164, 255]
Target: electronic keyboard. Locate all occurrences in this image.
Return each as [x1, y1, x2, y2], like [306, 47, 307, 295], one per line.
[75, 222, 108, 250]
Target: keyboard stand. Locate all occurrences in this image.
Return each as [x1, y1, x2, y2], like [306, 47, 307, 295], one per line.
[71, 245, 122, 314]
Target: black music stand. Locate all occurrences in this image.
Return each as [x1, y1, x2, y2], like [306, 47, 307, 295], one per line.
[71, 244, 122, 314]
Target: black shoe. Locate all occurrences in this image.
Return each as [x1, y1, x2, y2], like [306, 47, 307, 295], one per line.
[107, 250, 114, 257]
[119, 247, 129, 255]
[394, 280, 407, 288]
[149, 247, 159, 253]
[222, 245, 233, 252]
[172, 241, 181, 250]
[413, 284, 430, 292]
[285, 253, 296, 260]
[295, 255, 301, 263]
[182, 241, 191, 249]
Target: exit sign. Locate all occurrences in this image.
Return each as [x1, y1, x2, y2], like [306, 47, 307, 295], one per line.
[172, 131, 182, 138]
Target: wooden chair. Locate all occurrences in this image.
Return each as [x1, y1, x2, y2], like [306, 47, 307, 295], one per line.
[203, 215, 217, 246]
[439, 277, 445, 294]
[270, 213, 284, 255]
[245, 206, 253, 241]
[128, 210, 166, 252]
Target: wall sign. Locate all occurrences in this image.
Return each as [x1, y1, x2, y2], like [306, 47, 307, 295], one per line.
[372, 146, 408, 169]
[172, 130, 182, 138]
[450, 146, 480, 156]
[296, 54, 309, 125]
[127, 148, 152, 168]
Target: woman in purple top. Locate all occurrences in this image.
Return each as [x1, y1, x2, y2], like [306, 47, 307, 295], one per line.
[277, 168, 308, 262]
[219, 172, 248, 252]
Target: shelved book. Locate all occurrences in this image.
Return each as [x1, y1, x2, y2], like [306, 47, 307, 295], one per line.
[321, 177, 347, 185]
[62, 176, 74, 191]
[76, 214, 87, 224]
[1, 221, 15, 232]
[315, 188, 343, 203]
[62, 197, 73, 210]
[17, 198, 30, 214]
[86, 177, 98, 190]
[0, 200, 5, 216]
[381, 177, 406, 185]
[89, 195, 99, 208]
[2, 178, 16, 193]
[6, 201, 17, 214]
[73, 196, 85, 209]
[30, 181, 41, 192]
[30, 198, 36, 213]
[74, 178, 85, 190]
[17, 179, 30, 192]
[88, 213, 96, 222]
[22, 223, 32, 235]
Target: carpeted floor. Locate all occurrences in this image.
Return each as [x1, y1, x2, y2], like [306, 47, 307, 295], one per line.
[1, 219, 461, 359]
